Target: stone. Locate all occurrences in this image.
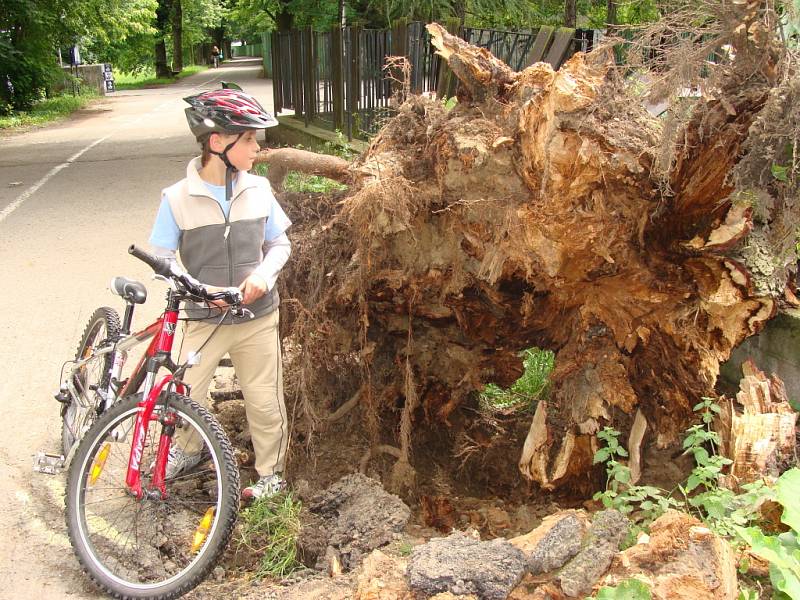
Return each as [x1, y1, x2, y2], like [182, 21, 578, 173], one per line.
[510, 510, 587, 575]
[557, 510, 630, 598]
[407, 531, 528, 600]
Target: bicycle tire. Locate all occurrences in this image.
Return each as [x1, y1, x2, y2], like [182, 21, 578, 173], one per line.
[65, 393, 240, 599]
[62, 307, 121, 455]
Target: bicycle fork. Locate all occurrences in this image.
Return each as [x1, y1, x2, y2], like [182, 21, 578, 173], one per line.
[124, 306, 186, 500]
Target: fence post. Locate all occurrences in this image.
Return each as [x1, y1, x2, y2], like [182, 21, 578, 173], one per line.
[331, 27, 345, 133]
[303, 27, 315, 126]
[272, 33, 282, 113]
[435, 18, 461, 100]
[390, 19, 409, 98]
[290, 29, 303, 122]
[346, 25, 361, 140]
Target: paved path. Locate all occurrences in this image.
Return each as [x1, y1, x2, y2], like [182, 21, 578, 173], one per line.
[0, 58, 273, 599]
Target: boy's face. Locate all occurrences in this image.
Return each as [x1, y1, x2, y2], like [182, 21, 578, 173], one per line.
[211, 130, 260, 171]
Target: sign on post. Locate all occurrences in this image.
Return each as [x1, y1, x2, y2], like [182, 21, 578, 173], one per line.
[103, 63, 115, 93]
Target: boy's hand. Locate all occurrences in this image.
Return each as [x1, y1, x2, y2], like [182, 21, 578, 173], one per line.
[239, 273, 267, 304]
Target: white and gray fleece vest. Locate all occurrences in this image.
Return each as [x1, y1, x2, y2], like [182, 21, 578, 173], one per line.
[163, 158, 279, 324]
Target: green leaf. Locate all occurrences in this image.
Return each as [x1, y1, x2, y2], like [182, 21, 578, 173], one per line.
[594, 448, 611, 464]
[772, 163, 790, 182]
[777, 468, 800, 534]
[686, 473, 702, 492]
[596, 578, 652, 599]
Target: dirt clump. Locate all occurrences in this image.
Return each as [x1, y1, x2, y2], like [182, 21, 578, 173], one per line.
[297, 473, 411, 571]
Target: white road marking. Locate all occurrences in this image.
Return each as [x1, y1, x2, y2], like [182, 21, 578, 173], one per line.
[0, 74, 220, 225]
[0, 134, 111, 224]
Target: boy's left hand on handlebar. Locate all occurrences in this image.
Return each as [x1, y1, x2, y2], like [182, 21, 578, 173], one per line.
[239, 274, 267, 305]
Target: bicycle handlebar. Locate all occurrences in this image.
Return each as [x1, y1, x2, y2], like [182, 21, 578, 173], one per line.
[128, 244, 245, 310]
[128, 244, 172, 278]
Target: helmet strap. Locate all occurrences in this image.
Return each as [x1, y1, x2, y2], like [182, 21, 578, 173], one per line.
[225, 164, 234, 203]
[208, 132, 244, 171]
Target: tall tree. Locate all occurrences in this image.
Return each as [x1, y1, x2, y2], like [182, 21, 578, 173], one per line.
[564, 0, 577, 27]
[172, 0, 183, 71]
[154, 0, 172, 77]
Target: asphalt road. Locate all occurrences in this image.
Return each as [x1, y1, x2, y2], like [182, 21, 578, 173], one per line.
[0, 58, 275, 599]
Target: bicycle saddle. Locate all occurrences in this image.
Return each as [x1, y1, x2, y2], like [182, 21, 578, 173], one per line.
[110, 276, 147, 304]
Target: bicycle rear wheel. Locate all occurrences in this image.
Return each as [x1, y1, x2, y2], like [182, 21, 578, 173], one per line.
[62, 307, 121, 455]
[65, 393, 240, 599]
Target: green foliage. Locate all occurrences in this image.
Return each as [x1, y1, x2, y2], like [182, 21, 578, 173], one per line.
[284, 171, 347, 193]
[735, 469, 800, 600]
[594, 577, 652, 600]
[237, 491, 303, 579]
[677, 397, 772, 537]
[478, 347, 554, 415]
[593, 427, 679, 534]
[0, 90, 97, 129]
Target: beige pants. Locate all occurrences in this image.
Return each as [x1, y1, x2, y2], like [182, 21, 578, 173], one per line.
[178, 308, 287, 476]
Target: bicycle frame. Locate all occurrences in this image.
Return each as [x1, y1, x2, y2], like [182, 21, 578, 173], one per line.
[66, 287, 192, 499]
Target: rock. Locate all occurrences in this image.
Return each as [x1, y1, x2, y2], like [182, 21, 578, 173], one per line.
[599, 510, 738, 600]
[407, 531, 527, 600]
[557, 510, 629, 597]
[510, 510, 588, 576]
[303, 473, 411, 571]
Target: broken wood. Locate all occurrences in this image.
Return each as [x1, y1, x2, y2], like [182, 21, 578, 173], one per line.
[718, 358, 797, 489]
[599, 510, 738, 600]
[281, 4, 798, 492]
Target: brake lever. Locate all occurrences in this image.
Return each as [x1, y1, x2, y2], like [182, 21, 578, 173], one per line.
[232, 307, 255, 320]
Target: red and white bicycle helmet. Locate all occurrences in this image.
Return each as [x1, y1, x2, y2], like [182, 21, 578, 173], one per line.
[183, 88, 277, 139]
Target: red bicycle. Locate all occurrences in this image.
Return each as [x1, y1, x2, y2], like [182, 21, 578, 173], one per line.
[61, 245, 242, 599]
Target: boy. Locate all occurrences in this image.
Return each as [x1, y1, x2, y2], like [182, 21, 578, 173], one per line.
[149, 87, 291, 500]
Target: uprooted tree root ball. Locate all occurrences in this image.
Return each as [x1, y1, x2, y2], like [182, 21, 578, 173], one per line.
[271, 4, 800, 498]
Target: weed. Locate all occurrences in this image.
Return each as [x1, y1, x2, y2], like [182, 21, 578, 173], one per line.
[680, 397, 772, 537]
[593, 427, 679, 541]
[237, 491, 303, 579]
[735, 468, 800, 599]
[595, 577, 652, 599]
[478, 347, 554, 415]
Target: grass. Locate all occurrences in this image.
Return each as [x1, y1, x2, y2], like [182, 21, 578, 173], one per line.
[0, 91, 97, 130]
[253, 133, 354, 193]
[253, 162, 348, 194]
[114, 64, 208, 90]
[478, 347, 555, 415]
[237, 491, 303, 579]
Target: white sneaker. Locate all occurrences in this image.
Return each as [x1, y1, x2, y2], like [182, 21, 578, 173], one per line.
[164, 446, 204, 479]
[241, 474, 286, 501]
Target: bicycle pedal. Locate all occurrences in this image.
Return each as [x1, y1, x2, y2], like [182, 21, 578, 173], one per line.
[33, 451, 65, 475]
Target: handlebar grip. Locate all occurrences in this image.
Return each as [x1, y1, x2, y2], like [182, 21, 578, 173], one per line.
[128, 244, 172, 277]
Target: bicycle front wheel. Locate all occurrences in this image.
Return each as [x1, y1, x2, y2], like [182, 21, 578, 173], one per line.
[65, 393, 240, 599]
[62, 306, 121, 455]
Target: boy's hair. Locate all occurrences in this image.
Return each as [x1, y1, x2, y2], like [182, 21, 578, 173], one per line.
[200, 137, 212, 167]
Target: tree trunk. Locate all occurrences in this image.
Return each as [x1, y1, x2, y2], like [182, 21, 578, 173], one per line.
[154, 0, 172, 78]
[607, 0, 617, 32]
[171, 0, 183, 72]
[255, 148, 350, 192]
[154, 39, 170, 78]
[564, 0, 577, 27]
[281, 8, 795, 493]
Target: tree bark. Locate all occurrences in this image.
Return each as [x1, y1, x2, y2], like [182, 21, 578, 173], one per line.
[171, 0, 183, 73]
[154, 0, 172, 78]
[255, 148, 350, 192]
[607, 0, 617, 33]
[564, 0, 577, 27]
[281, 10, 794, 493]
